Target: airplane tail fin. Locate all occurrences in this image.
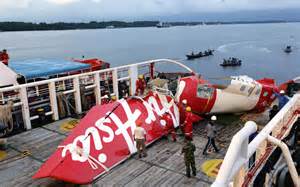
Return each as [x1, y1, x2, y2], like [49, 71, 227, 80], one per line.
[256, 78, 276, 86]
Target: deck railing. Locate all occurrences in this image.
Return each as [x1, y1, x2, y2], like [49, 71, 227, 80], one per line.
[212, 94, 300, 187]
[0, 59, 193, 131]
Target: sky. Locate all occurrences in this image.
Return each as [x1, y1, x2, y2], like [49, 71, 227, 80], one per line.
[1, 0, 300, 22]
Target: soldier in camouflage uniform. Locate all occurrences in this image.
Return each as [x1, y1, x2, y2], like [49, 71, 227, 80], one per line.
[181, 137, 196, 177]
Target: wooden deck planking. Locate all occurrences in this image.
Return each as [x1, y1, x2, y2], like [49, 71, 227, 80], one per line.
[175, 176, 210, 187]
[8, 128, 65, 161]
[0, 155, 65, 187]
[0, 157, 41, 187]
[94, 159, 152, 186]
[0, 149, 20, 162]
[141, 139, 183, 166]
[0, 127, 68, 187]
[144, 138, 217, 184]
[94, 134, 219, 187]
[42, 118, 76, 136]
[123, 164, 211, 187]
[189, 135, 209, 150]
[124, 166, 186, 186]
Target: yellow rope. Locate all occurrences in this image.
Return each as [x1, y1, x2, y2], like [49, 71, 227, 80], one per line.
[21, 150, 32, 157]
[60, 119, 80, 132]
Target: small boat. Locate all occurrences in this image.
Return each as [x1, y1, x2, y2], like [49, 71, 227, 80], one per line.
[220, 58, 242, 67]
[186, 49, 214, 60]
[284, 46, 292, 53]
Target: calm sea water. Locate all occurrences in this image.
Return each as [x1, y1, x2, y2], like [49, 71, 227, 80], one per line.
[1, 23, 300, 84]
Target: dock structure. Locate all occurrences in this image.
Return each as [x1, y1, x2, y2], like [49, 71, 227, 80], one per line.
[0, 116, 246, 187]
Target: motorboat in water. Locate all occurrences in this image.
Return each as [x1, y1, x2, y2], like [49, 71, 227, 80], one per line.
[284, 45, 292, 53]
[186, 49, 214, 60]
[220, 57, 242, 67]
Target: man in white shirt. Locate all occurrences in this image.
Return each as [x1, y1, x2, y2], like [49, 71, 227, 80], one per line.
[133, 121, 147, 158]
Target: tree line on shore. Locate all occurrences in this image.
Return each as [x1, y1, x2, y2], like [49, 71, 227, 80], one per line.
[0, 21, 160, 31]
[0, 20, 287, 32]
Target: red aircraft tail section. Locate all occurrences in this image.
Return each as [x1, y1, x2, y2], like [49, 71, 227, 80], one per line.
[33, 92, 179, 184]
[256, 78, 276, 87]
[32, 102, 120, 182]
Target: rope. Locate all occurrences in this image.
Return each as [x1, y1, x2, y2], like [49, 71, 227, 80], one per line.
[55, 101, 122, 171]
[21, 150, 32, 157]
[58, 145, 109, 171]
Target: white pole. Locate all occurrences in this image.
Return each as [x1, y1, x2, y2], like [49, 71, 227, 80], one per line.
[129, 65, 138, 96]
[212, 121, 257, 187]
[112, 69, 119, 100]
[73, 77, 82, 114]
[94, 73, 101, 105]
[48, 82, 59, 121]
[267, 135, 300, 187]
[20, 87, 31, 130]
[248, 94, 300, 157]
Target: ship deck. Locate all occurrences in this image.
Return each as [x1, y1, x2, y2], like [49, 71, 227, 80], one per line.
[0, 112, 269, 187]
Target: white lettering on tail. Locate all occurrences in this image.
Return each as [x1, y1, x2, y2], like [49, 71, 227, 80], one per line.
[60, 93, 178, 170]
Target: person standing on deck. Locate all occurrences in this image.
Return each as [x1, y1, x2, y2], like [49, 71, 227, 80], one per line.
[178, 99, 187, 134]
[101, 95, 110, 104]
[135, 75, 146, 96]
[203, 115, 219, 155]
[133, 121, 147, 158]
[179, 99, 187, 122]
[118, 80, 129, 99]
[274, 90, 289, 110]
[0, 49, 9, 66]
[161, 111, 177, 142]
[183, 106, 201, 140]
[181, 137, 197, 178]
[269, 105, 279, 121]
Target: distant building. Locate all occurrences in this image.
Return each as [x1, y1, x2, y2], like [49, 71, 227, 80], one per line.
[156, 22, 172, 28]
[106, 25, 115, 29]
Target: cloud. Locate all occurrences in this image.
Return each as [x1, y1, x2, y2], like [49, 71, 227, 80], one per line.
[46, 0, 79, 5]
[1, 0, 300, 21]
[0, 0, 33, 9]
[91, 0, 102, 2]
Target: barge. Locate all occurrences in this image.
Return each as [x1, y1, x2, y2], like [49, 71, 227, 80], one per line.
[0, 58, 299, 186]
